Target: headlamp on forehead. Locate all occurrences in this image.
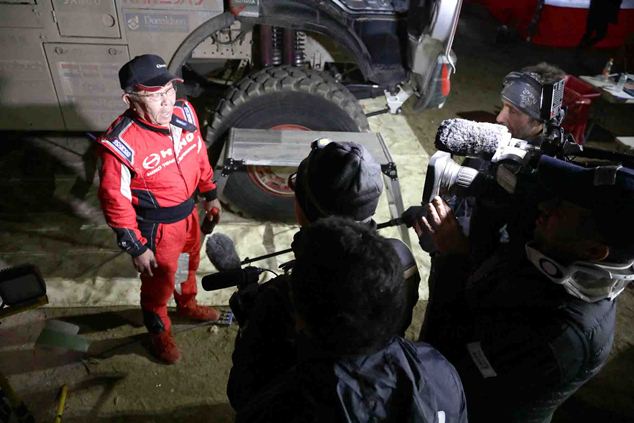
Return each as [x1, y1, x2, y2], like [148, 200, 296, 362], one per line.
[311, 138, 332, 150]
[288, 139, 333, 193]
[502, 71, 565, 123]
[526, 244, 634, 302]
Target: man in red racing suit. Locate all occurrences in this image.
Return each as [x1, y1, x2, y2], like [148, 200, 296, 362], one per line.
[97, 54, 221, 364]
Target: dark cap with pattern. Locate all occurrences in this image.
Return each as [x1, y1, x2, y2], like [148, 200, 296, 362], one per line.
[501, 71, 544, 121]
[295, 140, 383, 222]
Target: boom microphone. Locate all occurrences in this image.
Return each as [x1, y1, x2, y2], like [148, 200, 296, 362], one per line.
[201, 266, 264, 292]
[435, 118, 513, 158]
[205, 233, 241, 271]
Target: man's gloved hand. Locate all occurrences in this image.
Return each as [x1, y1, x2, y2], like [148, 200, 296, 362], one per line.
[413, 196, 469, 255]
[202, 198, 222, 224]
[133, 249, 158, 276]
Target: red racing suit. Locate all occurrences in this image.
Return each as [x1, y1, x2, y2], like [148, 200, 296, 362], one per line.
[97, 100, 216, 333]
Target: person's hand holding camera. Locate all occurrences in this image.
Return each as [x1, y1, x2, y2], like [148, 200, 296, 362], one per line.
[414, 196, 469, 255]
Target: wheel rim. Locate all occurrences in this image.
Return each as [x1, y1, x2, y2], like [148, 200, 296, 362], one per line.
[246, 123, 311, 196]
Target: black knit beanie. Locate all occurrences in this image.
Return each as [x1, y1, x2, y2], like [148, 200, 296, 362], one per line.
[295, 141, 383, 222]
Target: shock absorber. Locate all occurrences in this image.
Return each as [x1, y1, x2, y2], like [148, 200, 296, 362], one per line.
[259, 25, 273, 67]
[294, 31, 306, 67]
[282, 28, 295, 66]
[271, 26, 283, 66]
[282, 29, 306, 67]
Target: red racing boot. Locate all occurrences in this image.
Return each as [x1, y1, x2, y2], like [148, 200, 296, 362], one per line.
[150, 331, 180, 364]
[177, 301, 220, 322]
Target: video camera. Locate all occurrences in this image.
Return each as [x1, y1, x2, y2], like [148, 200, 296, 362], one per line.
[424, 73, 568, 202]
[379, 73, 634, 234]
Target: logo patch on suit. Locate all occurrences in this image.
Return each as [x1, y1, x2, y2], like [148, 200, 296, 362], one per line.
[182, 104, 194, 124]
[171, 114, 196, 132]
[107, 138, 135, 164]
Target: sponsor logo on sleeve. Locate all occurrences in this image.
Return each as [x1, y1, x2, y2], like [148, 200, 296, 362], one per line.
[171, 112, 197, 132]
[182, 103, 194, 124]
[172, 116, 189, 128]
[106, 138, 135, 164]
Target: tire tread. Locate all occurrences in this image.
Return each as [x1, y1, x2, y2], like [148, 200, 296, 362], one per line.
[206, 66, 369, 220]
[208, 66, 369, 146]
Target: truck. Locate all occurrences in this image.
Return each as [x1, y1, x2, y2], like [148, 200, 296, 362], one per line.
[0, 0, 462, 220]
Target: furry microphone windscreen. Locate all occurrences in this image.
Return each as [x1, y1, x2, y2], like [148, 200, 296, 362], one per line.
[205, 233, 241, 271]
[435, 118, 510, 157]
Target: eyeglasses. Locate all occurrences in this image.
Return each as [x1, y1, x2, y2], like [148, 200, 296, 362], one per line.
[128, 86, 176, 102]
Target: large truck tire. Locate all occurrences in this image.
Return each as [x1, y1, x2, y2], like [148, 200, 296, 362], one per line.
[207, 65, 369, 222]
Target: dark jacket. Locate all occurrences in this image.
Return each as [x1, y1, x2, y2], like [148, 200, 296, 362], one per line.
[227, 237, 420, 412]
[421, 247, 616, 423]
[235, 336, 468, 423]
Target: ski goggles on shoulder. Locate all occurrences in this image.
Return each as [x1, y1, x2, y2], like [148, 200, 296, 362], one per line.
[525, 243, 634, 302]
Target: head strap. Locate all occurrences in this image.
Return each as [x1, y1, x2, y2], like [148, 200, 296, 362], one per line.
[501, 71, 543, 122]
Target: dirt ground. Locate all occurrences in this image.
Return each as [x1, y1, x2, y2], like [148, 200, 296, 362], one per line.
[1, 3, 634, 422]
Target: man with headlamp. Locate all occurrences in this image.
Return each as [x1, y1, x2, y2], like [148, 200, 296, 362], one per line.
[415, 156, 634, 422]
[496, 63, 566, 141]
[464, 63, 567, 265]
[422, 64, 570, 344]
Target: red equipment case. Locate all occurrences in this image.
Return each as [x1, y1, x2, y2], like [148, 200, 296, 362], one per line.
[562, 75, 601, 144]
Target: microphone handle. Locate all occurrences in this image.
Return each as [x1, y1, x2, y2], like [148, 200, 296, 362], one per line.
[377, 206, 426, 230]
[201, 269, 247, 291]
[376, 219, 401, 229]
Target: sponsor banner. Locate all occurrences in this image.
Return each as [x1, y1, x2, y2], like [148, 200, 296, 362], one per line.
[59, 0, 105, 6]
[124, 12, 189, 32]
[64, 96, 122, 111]
[0, 60, 46, 77]
[122, 0, 206, 7]
[57, 62, 119, 103]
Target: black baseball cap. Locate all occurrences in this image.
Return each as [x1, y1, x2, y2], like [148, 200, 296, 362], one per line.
[119, 54, 183, 92]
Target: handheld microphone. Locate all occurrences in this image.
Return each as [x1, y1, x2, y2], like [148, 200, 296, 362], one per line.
[201, 266, 264, 292]
[435, 118, 514, 158]
[205, 233, 241, 271]
[377, 206, 426, 229]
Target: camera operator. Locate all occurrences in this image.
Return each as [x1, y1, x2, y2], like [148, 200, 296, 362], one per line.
[415, 157, 634, 423]
[227, 140, 420, 411]
[465, 62, 567, 264]
[422, 63, 568, 349]
[235, 217, 467, 423]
